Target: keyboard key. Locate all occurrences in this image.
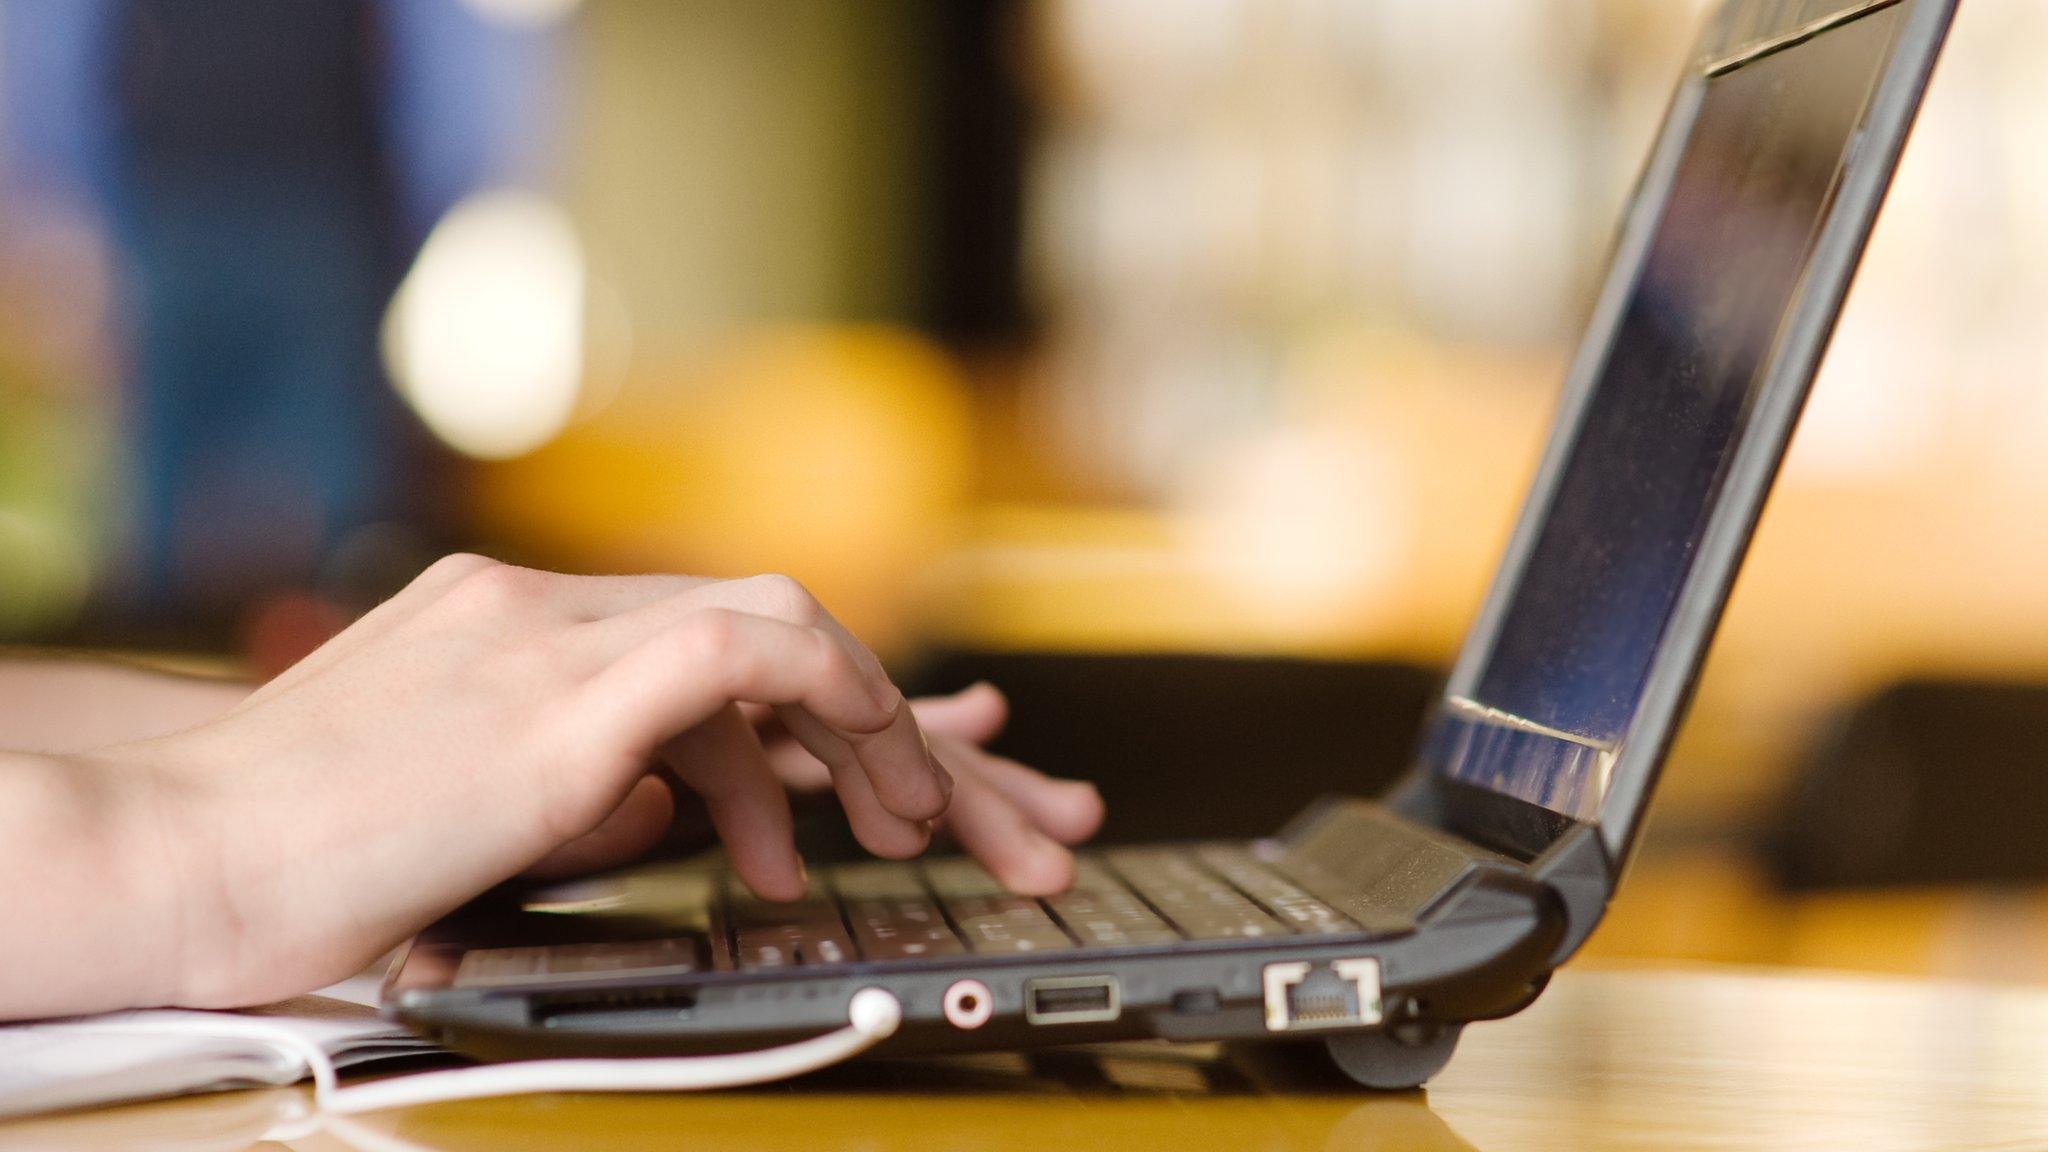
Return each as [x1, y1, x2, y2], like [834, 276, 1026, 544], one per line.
[722, 876, 839, 928]
[946, 896, 1075, 953]
[829, 861, 929, 901]
[724, 874, 858, 968]
[1197, 845, 1357, 934]
[1109, 849, 1288, 940]
[1045, 873, 1181, 948]
[845, 898, 966, 960]
[1071, 858, 1123, 887]
[736, 934, 792, 969]
[1049, 902, 1181, 948]
[736, 924, 857, 969]
[717, 840, 1344, 969]
[922, 858, 1008, 899]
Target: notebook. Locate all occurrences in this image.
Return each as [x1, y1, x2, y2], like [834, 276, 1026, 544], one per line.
[0, 972, 439, 1121]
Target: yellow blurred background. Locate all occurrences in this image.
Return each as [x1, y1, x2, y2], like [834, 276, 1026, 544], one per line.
[3, 0, 2048, 978]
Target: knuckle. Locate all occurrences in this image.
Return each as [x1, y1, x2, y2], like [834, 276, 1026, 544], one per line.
[676, 608, 742, 669]
[420, 551, 496, 586]
[808, 629, 861, 687]
[808, 625, 847, 666]
[743, 573, 822, 626]
[444, 562, 541, 614]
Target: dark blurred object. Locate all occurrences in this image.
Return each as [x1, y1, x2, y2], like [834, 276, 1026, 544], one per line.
[99, 0, 432, 623]
[908, 652, 1440, 843]
[109, 0, 385, 172]
[1774, 678, 2048, 890]
[919, 1, 1033, 344]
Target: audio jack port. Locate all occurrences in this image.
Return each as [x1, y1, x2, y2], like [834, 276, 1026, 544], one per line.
[943, 979, 994, 1029]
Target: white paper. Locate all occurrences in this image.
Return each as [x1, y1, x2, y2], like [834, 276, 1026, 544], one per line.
[0, 975, 437, 1121]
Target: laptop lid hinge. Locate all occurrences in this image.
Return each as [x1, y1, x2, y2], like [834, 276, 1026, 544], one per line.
[1529, 825, 1613, 965]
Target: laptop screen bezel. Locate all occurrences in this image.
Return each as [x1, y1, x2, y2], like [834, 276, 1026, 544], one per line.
[1413, 0, 1956, 866]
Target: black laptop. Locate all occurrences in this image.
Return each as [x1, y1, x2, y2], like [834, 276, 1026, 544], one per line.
[383, 0, 1954, 1090]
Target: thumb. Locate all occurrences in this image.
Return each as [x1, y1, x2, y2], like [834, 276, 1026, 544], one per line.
[522, 775, 679, 880]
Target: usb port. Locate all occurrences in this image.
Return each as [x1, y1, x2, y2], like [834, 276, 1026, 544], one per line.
[1262, 958, 1382, 1032]
[1024, 976, 1121, 1025]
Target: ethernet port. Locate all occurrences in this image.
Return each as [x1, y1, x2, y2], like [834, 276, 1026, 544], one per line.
[1262, 958, 1383, 1032]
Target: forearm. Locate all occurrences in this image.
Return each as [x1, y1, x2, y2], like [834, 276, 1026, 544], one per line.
[0, 750, 189, 1020]
[0, 656, 249, 753]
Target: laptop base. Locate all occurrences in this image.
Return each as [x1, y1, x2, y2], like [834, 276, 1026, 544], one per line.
[386, 804, 1564, 1085]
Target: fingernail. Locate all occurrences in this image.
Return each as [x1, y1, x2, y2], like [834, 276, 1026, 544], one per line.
[870, 676, 903, 717]
[920, 731, 954, 799]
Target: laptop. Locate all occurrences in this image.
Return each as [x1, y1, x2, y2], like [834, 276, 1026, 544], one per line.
[382, 0, 1955, 1090]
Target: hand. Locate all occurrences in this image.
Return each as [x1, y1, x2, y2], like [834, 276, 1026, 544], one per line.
[520, 682, 1105, 899]
[68, 557, 1101, 1011]
[759, 683, 1104, 891]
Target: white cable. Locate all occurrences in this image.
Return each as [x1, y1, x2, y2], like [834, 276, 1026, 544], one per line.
[324, 987, 901, 1113]
[59, 986, 901, 1132]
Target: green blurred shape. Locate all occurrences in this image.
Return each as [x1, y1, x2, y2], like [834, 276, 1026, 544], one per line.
[0, 378, 113, 637]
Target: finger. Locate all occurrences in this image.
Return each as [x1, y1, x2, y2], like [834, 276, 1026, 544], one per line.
[574, 609, 931, 857]
[661, 705, 805, 902]
[579, 609, 899, 757]
[762, 683, 1014, 795]
[583, 579, 954, 822]
[756, 721, 834, 792]
[909, 682, 1010, 745]
[943, 739, 1106, 845]
[523, 774, 676, 880]
[584, 574, 869, 668]
[939, 770, 1076, 896]
[775, 698, 952, 822]
[776, 705, 934, 860]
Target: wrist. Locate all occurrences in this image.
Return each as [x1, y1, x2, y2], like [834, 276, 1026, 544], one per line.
[0, 748, 212, 1017]
[59, 741, 241, 1010]
[86, 740, 244, 1009]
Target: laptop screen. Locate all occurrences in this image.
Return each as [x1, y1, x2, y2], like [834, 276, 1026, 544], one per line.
[1429, 4, 1904, 819]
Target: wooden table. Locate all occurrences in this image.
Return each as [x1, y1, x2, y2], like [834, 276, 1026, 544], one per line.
[14, 966, 2048, 1152]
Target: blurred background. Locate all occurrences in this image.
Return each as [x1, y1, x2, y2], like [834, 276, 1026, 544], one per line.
[3, 0, 2048, 981]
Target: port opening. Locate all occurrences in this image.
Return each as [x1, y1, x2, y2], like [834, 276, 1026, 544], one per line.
[1024, 976, 1121, 1025]
[1262, 958, 1382, 1032]
[530, 984, 699, 1027]
[943, 979, 994, 1030]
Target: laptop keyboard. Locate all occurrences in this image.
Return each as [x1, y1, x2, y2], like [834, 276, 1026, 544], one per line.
[720, 844, 1359, 970]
